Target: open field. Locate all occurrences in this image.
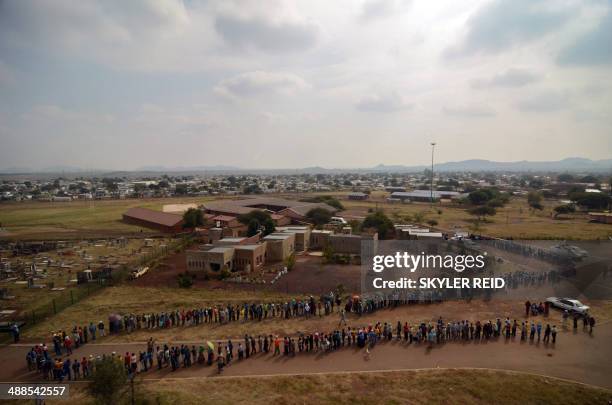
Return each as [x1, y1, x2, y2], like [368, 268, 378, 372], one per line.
[0, 197, 222, 240]
[134, 369, 612, 405]
[1, 193, 610, 241]
[338, 195, 612, 240]
[21, 369, 612, 405]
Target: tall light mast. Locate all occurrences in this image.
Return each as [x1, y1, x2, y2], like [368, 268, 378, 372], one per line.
[430, 142, 436, 207]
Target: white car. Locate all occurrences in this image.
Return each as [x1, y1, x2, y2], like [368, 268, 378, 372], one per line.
[545, 297, 590, 315]
[330, 216, 348, 225]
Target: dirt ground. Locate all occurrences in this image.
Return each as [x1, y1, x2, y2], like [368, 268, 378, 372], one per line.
[131, 253, 361, 296]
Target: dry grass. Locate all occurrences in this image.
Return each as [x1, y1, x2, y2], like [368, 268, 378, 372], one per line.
[0, 197, 221, 240]
[340, 196, 612, 240]
[21, 286, 295, 340]
[2, 194, 610, 241]
[38, 369, 612, 405]
[21, 283, 612, 343]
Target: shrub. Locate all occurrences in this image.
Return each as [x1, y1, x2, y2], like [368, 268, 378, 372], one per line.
[89, 356, 128, 404]
[177, 272, 193, 288]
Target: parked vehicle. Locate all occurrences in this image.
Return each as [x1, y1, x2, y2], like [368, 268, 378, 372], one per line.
[545, 297, 590, 315]
[330, 216, 348, 225]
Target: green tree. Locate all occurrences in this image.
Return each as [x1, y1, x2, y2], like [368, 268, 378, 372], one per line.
[306, 207, 333, 226]
[246, 218, 260, 237]
[174, 184, 189, 195]
[284, 253, 296, 271]
[468, 205, 496, 221]
[238, 211, 275, 236]
[362, 210, 394, 239]
[243, 184, 263, 194]
[182, 208, 204, 229]
[89, 356, 128, 404]
[300, 196, 344, 210]
[178, 272, 193, 288]
[553, 204, 575, 219]
[569, 192, 611, 210]
[468, 190, 490, 205]
[527, 191, 544, 210]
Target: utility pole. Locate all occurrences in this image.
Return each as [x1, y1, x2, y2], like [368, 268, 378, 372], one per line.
[430, 142, 436, 208]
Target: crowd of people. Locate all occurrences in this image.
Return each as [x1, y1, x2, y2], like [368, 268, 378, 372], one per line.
[27, 309, 586, 381]
[101, 294, 347, 335]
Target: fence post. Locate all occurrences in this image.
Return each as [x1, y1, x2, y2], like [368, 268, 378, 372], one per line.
[32, 310, 35, 325]
[53, 299, 57, 314]
[70, 290, 74, 305]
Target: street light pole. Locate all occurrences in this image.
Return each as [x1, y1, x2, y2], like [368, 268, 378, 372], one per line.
[430, 142, 436, 207]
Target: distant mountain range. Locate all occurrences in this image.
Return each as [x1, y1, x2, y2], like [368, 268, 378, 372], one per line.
[1, 158, 611, 176]
[369, 158, 612, 173]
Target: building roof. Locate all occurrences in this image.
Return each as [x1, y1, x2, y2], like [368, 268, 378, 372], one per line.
[235, 244, 266, 251]
[218, 237, 246, 243]
[123, 207, 183, 227]
[201, 197, 337, 218]
[212, 215, 238, 222]
[263, 233, 293, 240]
[208, 246, 235, 254]
[391, 190, 461, 198]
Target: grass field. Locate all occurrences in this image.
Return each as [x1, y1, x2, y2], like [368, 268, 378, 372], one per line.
[0, 197, 219, 240]
[35, 369, 612, 405]
[339, 195, 612, 240]
[1, 194, 610, 240]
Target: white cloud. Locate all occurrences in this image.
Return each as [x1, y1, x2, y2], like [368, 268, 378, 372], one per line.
[355, 92, 411, 113]
[471, 68, 541, 88]
[516, 91, 570, 112]
[214, 71, 309, 99]
[443, 105, 496, 118]
[0, 0, 611, 169]
[359, 0, 411, 21]
[446, 0, 573, 57]
[214, 11, 318, 52]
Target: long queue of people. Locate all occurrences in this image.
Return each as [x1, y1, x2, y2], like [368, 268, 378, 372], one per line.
[107, 295, 343, 334]
[28, 313, 572, 380]
[41, 295, 343, 358]
[38, 289, 596, 362]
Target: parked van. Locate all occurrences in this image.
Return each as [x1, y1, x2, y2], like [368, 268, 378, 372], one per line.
[330, 216, 348, 225]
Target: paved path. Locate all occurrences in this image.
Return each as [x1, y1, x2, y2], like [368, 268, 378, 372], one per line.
[1, 323, 610, 389]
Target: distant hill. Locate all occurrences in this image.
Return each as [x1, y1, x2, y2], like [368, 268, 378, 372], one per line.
[1, 158, 611, 175]
[368, 158, 612, 173]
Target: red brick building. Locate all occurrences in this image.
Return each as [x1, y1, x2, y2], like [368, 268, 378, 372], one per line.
[123, 207, 184, 233]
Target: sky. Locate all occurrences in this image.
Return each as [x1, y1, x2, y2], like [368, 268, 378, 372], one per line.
[0, 0, 611, 170]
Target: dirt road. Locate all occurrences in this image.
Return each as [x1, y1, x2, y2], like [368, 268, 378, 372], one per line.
[2, 323, 610, 390]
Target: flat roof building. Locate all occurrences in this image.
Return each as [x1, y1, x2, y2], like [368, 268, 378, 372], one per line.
[262, 232, 296, 262]
[348, 192, 369, 200]
[390, 190, 464, 202]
